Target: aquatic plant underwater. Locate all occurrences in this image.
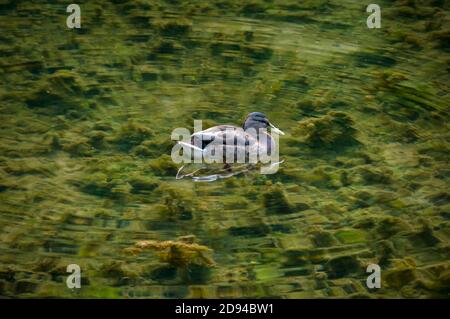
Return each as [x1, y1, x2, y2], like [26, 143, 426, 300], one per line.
[0, 0, 449, 298]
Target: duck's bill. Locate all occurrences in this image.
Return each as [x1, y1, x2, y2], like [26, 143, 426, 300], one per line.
[269, 122, 285, 135]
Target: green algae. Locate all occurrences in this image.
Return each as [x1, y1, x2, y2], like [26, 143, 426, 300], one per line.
[262, 183, 294, 214]
[0, 0, 449, 299]
[147, 154, 179, 176]
[25, 71, 89, 117]
[325, 255, 361, 279]
[292, 111, 359, 150]
[125, 237, 215, 278]
[335, 229, 368, 245]
[310, 229, 338, 247]
[111, 120, 154, 152]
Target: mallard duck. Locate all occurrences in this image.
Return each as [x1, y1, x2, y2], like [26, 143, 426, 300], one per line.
[176, 112, 284, 181]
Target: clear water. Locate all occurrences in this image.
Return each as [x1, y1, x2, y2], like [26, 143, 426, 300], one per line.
[0, 0, 449, 298]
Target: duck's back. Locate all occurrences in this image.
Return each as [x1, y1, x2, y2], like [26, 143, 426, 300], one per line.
[191, 125, 248, 150]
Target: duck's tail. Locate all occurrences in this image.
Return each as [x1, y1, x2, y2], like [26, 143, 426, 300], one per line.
[177, 141, 204, 152]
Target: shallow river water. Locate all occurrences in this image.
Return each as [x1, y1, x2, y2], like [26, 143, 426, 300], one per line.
[0, 0, 449, 298]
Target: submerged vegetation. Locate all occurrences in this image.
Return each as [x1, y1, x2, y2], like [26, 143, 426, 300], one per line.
[0, 0, 449, 298]
[292, 111, 359, 149]
[125, 237, 215, 268]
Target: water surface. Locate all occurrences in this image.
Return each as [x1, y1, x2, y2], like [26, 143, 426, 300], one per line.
[0, 0, 449, 298]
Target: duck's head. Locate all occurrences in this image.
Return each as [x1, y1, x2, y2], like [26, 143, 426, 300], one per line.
[243, 112, 285, 135]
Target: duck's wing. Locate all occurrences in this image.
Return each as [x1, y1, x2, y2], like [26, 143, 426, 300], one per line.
[177, 125, 236, 152]
[190, 125, 258, 151]
[192, 125, 238, 137]
[191, 125, 239, 147]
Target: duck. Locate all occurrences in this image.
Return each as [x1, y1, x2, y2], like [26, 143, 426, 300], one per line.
[176, 112, 285, 181]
